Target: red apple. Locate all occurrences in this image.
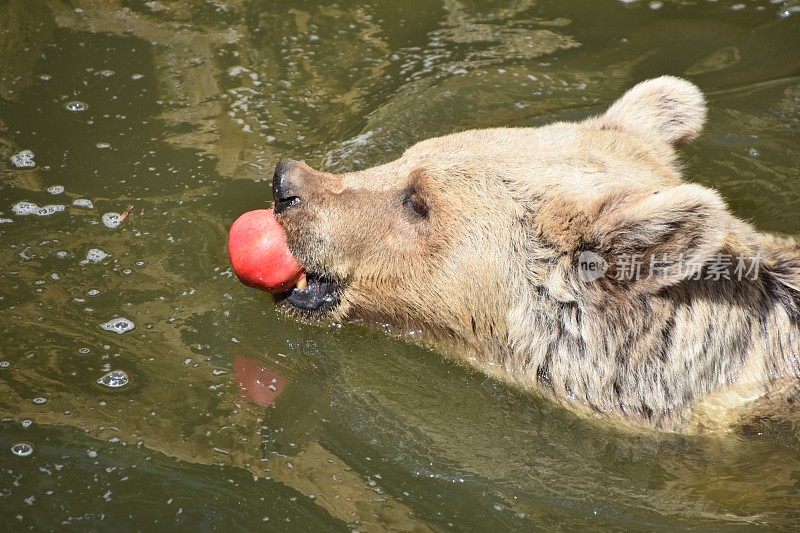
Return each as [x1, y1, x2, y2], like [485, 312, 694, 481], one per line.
[228, 209, 304, 293]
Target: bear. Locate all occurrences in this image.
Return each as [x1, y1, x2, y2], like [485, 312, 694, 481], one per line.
[269, 76, 800, 433]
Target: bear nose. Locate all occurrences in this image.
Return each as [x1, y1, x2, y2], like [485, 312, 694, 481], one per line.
[272, 159, 303, 214]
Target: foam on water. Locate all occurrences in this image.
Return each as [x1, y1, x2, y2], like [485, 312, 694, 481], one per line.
[0, 218, 13, 224]
[31, 397, 48, 405]
[11, 443, 33, 457]
[36, 205, 65, 217]
[100, 317, 135, 334]
[72, 199, 94, 209]
[65, 100, 89, 112]
[0, 361, 9, 368]
[12, 202, 63, 217]
[102, 212, 121, 228]
[10, 150, 35, 169]
[12, 201, 39, 216]
[84, 248, 109, 263]
[97, 370, 130, 388]
[47, 185, 65, 195]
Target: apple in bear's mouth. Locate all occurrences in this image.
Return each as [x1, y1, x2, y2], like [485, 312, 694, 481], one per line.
[228, 208, 341, 313]
[228, 209, 304, 292]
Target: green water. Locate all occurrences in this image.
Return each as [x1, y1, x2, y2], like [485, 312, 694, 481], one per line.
[1, 0, 799, 530]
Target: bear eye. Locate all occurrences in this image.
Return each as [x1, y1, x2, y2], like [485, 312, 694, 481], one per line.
[402, 187, 429, 219]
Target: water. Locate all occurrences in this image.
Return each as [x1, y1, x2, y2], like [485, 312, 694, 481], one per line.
[0, 0, 799, 530]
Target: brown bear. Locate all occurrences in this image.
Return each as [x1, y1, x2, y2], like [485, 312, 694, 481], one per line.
[270, 76, 800, 433]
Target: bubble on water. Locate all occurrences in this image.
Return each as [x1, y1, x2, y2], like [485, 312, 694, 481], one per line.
[87, 289, 100, 296]
[65, 100, 89, 112]
[748, 147, 760, 158]
[46, 185, 65, 195]
[50, 272, 61, 281]
[84, 248, 109, 263]
[32, 397, 48, 405]
[10, 150, 35, 169]
[0, 361, 9, 368]
[649, 0, 663, 8]
[11, 443, 33, 457]
[78, 347, 90, 354]
[39, 74, 51, 81]
[35, 204, 65, 217]
[731, 3, 745, 10]
[102, 212, 121, 229]
[12, 201, 39, 215]
[97, 69, 115, 78]
[0, 218, 12, 224]
[122, 269, 132, 275]
[97, 370, 130, 388]
[96, 142, 111, 150]
[55, 251, 68, 258]
[72, 198, 94, 209]
[777, 4, 800, 17]
[100, 317, 135, 334]
[131, 73, 144, 80]
[21, 419, 32, 428]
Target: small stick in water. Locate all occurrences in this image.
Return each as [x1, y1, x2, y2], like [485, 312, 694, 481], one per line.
[119, 204, 134, 224]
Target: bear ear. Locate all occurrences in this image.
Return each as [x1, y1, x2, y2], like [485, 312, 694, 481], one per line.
[600, 76, 707, 146]
[579, 184, 732, 294]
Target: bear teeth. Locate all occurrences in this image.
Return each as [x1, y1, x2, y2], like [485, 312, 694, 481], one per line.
[296, 273, 308, 290]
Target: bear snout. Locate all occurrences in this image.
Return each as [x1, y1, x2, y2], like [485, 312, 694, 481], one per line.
[272, 159, 344, 215]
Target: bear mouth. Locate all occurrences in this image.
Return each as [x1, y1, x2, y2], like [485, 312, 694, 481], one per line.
[275, 271, 342, 315]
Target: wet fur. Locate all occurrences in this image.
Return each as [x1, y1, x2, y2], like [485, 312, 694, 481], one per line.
[277, 77, 800, 433]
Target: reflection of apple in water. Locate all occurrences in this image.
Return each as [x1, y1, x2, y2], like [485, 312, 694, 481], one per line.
[234, 356, 290, 407]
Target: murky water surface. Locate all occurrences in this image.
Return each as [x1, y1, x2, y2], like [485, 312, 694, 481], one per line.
[1, 0, 799, 530]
